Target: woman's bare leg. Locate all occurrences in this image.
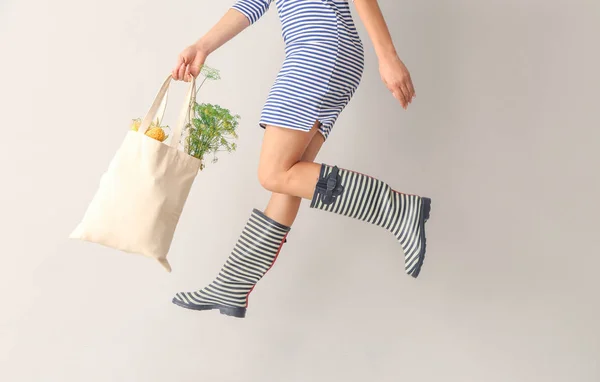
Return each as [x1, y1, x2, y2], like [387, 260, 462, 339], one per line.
[263, 128, 325, 226]
[258, 122, 324, 208]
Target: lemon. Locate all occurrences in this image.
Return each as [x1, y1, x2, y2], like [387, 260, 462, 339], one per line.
[130, 119, 141, 132]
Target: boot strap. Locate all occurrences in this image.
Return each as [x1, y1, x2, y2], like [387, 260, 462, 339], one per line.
[315, 166, 344, 205]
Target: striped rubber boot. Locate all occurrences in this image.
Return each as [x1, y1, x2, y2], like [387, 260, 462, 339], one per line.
[310, 164, 431, 278]
[172, 209, 290, 318]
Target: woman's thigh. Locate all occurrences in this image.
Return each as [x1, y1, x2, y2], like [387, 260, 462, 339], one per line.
[259, 121, 321, 176]
[258, 120, 323, 198]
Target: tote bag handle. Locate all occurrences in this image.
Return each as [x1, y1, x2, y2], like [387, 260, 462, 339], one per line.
[138, 74, 196, 149]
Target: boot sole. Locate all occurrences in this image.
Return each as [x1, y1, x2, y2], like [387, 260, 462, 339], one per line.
[410, 197, 431, 278]
[172, 297, 247, 318]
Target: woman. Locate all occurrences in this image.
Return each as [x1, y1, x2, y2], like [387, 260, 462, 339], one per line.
[171, 0, 431, 318]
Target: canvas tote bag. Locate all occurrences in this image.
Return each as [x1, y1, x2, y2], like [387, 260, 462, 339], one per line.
[70, 75, 201, 272]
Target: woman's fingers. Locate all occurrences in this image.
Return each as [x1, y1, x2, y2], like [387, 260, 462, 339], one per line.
[184, 65, 191, 82]
[173, 64, 184, 81]
[189, 54, 205, 78]
[406, 76, 416, 99]
[392, 87, 407, 109]
[173, 56, 185, 80]
[177, 64, 186, 82]
[184, 66, 196, 82]
[381, 57, 415, 109]
[400, 82, 412, 105]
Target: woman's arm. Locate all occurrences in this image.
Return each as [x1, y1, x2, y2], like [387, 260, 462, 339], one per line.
[173, 0, 271, 81]
[201, 0, 271, 53]
[353, 0, 415, 109]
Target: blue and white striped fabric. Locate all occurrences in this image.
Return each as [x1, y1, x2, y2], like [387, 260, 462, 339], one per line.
[232, 0, 364, 140]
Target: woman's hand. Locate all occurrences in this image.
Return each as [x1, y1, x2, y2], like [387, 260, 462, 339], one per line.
[379, 55, 416, 109]
[172, 42, 208, 82]
[171, 9, 254, 82]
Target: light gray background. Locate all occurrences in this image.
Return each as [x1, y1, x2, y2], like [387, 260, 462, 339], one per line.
[1, 0, 599, 381]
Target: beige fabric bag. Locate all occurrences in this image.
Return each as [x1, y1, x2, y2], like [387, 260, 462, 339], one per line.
[70, 75, 201, 272]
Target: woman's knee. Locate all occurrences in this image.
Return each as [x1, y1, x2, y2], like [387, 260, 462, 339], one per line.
[257, 123, 322, 194]
[257, 164, 287, 193]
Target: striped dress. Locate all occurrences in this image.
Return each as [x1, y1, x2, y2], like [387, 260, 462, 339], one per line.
[232, 0, 365, 140]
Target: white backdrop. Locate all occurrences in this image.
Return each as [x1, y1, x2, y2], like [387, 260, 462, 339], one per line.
[1, 0, 599, 381]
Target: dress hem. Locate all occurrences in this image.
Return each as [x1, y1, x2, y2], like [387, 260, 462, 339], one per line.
[259, 120, 329, 141]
